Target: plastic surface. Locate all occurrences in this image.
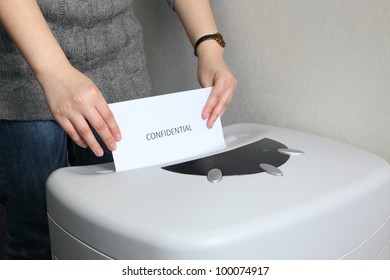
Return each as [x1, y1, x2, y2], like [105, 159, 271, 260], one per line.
[46, 123, 390, 259]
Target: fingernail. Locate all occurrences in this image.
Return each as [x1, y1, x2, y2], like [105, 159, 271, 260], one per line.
[95, 147, 104, 157]
[208, 119, 215, 129]
[115, 133, 122, 142]
[109, 142, 117, 151]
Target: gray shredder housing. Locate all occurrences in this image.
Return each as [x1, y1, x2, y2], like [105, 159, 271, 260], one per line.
[46, 123, 390, 259]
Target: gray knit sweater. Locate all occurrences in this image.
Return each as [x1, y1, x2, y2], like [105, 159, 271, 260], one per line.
[0, 0, 175, 121]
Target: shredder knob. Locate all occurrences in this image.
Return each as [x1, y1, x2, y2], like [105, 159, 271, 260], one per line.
[277, 148, 305, 156]
[259, 163, 283, 176]
[207, 168, 223, 183]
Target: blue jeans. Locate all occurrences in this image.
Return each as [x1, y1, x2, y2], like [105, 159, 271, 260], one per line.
[0, 120, 113, 259]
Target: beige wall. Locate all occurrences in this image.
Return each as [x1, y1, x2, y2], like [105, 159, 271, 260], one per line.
[134, 0, 390, 162]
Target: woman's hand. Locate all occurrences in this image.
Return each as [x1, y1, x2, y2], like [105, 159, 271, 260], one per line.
[41, 65, 121, 157]
[173, 0, 237, 128]
[0, 0, 121, 157]
[197, 41, 237, 128]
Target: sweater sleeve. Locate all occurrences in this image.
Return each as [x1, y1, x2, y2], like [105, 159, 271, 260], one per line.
[165, 0, 175, 10]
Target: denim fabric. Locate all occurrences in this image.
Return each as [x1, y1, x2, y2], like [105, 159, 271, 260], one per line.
[0, 120, 112, 259]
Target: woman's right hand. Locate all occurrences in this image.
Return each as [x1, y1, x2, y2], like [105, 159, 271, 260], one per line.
[0, 0, 121, 157]
[40, 65, 122, 157]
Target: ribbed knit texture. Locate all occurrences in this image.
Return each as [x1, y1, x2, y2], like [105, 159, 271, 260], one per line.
[0, 0, 176, 121]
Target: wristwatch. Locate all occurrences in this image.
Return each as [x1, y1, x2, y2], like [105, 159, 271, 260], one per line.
[193, 32, 226, 57]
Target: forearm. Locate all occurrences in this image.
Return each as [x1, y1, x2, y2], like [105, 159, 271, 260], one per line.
[0, 0, 70, 85]
[0, 0, 121, 155]
[173, 0, 236, 128]
[173, 0, 222, 57]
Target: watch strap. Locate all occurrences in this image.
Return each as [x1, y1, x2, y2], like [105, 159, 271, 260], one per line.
[193, 32, 226, 57]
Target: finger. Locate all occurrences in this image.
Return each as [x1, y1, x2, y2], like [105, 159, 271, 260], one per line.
[202, 74, 232, 119]
[57, 118, 88, 148]
[83, 108, 118, 153]
[207, 86, 235, 128]
[70, 114, 104, 157]
[207, 99, 227, 128]
[202, 81, 224, 120]
[78, 86, 120, 152]
[95, 100, 122, 142]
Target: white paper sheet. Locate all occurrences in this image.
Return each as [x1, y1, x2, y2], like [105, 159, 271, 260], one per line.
[109, 87, 226, 172]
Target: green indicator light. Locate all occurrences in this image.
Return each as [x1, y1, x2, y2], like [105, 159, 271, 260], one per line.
[261, 148, 271, 153]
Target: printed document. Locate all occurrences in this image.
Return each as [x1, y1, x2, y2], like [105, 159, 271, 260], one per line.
[109, 87, 226, 172]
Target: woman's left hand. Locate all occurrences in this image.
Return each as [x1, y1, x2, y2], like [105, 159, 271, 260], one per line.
[197, 41, 237, 128]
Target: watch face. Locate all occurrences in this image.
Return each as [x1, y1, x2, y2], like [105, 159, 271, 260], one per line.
[216, 33, 226, 48]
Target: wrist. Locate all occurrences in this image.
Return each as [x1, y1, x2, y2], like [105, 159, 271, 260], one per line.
[193, 32, 226, 57]
[34, 55, 72, 87]
[196, 39, 225, 60]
